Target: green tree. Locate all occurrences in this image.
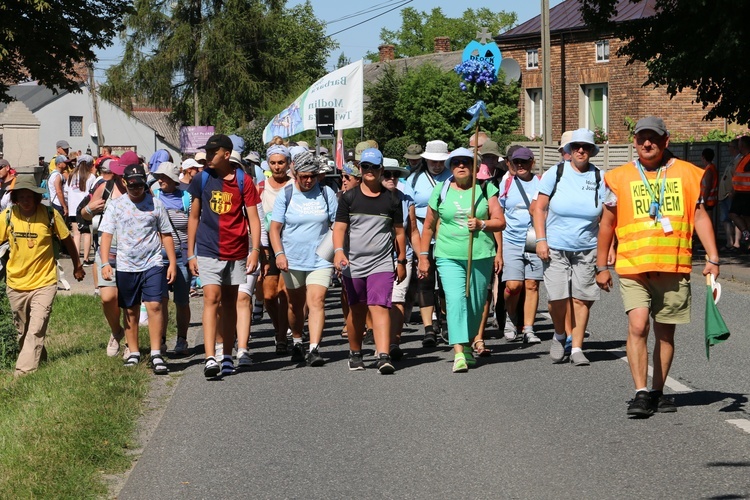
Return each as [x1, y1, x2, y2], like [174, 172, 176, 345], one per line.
[364, 63, 520, 150]
[336, 53, 352, 69]
[100, 0, 336, 131]
[581, 0, 750, 123]
[366, 7, 517, 61]
[0, 0, 132, 101]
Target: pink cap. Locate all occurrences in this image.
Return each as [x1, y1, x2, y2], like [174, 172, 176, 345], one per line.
[110, 150, 139, 176]
[477, 163, 492, 180]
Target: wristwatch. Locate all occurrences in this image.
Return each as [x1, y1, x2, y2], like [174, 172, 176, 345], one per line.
[595, 265, 610, 274]
[397, 259, 408, 265]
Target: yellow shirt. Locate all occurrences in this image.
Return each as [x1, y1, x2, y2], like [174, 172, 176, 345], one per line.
[0, 205, 70, 290]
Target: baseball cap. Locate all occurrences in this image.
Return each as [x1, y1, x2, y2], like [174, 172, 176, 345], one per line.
[634, 116, 669, 136]
[56, 140, 70, 150]
[194, 152, 207, 163]
[76, 154, 94, 165]
[119, 150, 141, 167]
[510, 147, 534, 161]
[558, 131, 574, 152]
[123, 164, 148, 185]
[198, 134, 233, 151]
[359, 148, 383, 166]
[345, 148, 356, 162]
[181, 158, 200, 171]
[0, 159, 10, 168]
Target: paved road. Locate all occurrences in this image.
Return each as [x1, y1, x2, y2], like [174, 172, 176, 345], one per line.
[109, 268, 750, 499]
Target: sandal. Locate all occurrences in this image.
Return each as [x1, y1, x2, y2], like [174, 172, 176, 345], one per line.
[123, 353, 140, 367]
[275, 341, 288, 355]
[149, 354, 169, 375]
[341, 327, 348, 338]
[472, 340, 492, 357]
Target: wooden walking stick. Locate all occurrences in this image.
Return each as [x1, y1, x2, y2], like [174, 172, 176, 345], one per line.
[466, 118, 481, 298]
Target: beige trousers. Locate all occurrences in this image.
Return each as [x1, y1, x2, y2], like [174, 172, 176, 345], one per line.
[7, 284, 57, 376]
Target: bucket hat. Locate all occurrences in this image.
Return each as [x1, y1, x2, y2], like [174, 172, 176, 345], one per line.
[421, 140, 450, 162]
[562, 128, 600, 156]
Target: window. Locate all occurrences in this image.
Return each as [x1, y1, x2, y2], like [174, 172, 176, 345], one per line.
[583, 84, 608, 133]
[526, 89, 543, 138]
[596, 40, 610, 62]
[526, 49, 539, 69]
[69, 116, 83, 137]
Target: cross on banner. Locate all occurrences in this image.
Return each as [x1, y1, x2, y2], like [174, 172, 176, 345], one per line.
[476, 27, 492, 44]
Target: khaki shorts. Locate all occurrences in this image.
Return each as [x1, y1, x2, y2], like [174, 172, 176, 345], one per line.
[281, 267, 333, 290]
[619, 272, 691, 324]
[391, 258, 413, 303]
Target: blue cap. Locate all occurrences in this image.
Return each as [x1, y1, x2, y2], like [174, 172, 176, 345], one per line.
[360, 148, 383, 166]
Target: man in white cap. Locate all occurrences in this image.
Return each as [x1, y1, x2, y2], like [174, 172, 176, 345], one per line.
[180, 158, 200, 191]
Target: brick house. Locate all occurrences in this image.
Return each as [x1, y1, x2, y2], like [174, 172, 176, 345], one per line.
[495, 0, 725, 143]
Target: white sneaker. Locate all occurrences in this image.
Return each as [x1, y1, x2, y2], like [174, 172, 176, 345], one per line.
[122, 345, 131, 360]
[504, 317, 518, 341]
[522, 327, 541, 344]
[236, 351, 252, 371]
[106, 329, 124, 357]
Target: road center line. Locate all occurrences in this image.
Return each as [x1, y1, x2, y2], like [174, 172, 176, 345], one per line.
[606, 348, 694, 393]
[726, 419, 750, 435]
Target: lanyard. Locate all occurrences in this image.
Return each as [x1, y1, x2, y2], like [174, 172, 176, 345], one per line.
[635, 160, 668, 219]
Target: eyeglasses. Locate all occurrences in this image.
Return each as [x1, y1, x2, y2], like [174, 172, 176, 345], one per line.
[382, 171, 399, 179]
[297, 174, 316, 181]
[512, 159, 532, 166]
[569, 142, 592, 152]
[450, 158, 471, 167]
[359, 163, 380, 171]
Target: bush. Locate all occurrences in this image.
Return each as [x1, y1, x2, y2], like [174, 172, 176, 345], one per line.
[383, 136, 416, 162]
[0, 279, 18, 369]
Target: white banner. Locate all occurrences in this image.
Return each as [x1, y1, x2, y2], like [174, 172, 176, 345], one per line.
[263, 60, 363, 144]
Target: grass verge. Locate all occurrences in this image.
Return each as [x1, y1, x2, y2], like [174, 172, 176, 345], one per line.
[0, 294, 154, 498]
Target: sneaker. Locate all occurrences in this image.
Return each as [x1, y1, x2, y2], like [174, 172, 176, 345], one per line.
[290, 342, 306, 362]
[376, 353, 395, 374]
[570, 350, 590, 366]
[452, 355, 469, 373]
[149, 354, 169, 375]
[174, 337, 190, 356]
[122, 345, 131, 361]
[348, 351, 365, 371]
[504, 317, 518, 341]
[550, 336, 566, 363]
[106, 329, 124, 357]
[363, 328, 374, 345]
[252, 301, 264, 322]
[422, 331, 437, 348]
[564, 336, 572, 356]
[204, 356, 220, 378]
[220, 357, 234, 376]
[236, 351, 253, 371]
[389, 344, 403, 362]
[522, 327, 541, 344]
[650, 391, 677, 413]
[306, 348, 325, 367]
[627, 391, 655, 418]
[82, 259, 94, 267]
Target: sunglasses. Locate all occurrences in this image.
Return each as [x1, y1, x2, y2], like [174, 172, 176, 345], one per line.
[297, 174, 316, 181]
[359, 163, 381, 171]
[382, 171, 400, 179]
[450, 158, 471, 167]
[126, 183, 146, 190]
[512, 159, 532, 166]
[569, 142, 592, 151]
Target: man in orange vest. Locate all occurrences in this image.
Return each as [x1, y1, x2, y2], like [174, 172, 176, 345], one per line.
[595, 116, 719, 418]
[728, 136, 750, 248]
[700, 148, 718, 217]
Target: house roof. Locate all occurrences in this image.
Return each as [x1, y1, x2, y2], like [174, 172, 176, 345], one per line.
[0, 83, 71, 114]
[496, 0, 657, 40]
[364, 50, 462, 84]
[131, 109, 181, 151]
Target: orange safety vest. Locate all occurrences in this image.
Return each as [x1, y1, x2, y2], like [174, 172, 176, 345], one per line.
[731, 154, 750, 192]
[604, 159, 703, 275]
[702, 163, 718, 207]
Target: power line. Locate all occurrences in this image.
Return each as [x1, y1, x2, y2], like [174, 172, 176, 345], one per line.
[326, 0, 412, 38]
[327, 0, 407, 25]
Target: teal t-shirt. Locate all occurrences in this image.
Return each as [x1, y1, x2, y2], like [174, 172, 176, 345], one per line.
[429, 181, 499, 260]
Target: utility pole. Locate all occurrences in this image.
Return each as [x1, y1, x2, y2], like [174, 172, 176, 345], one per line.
[89, 62, 104, 153]
[541, 0, 553, 145]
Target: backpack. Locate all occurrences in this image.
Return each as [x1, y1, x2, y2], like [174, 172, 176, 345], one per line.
[76, 177, 112, 228]
[548, 161, 602, 208]
[435, 176, 489, 211]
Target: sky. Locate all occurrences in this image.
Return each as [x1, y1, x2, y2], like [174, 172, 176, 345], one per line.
[92, 0, 564, 82]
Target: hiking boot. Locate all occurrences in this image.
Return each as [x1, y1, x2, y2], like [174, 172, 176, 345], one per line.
[348, 351, 365, 371]
[522, 326, 541, 344]
[550, 336, 566, 363]
[236, 351, 252, 371]
[376, 354, 395, 374]
[650, 391, 677, 413]
[306, 348, 326, 367]
[290, 342, 306, 362]
[570, 351, 590, 366]
[204, 356, 220, 378]
[363, 328, 375, 345]
[106, 329, 124, 357]
[174, 337, 190, 356]
[627, 391, 655, 418]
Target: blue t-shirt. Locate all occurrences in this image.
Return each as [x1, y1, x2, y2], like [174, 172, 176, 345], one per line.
[537, 161, 605, 251]
[271, 183, 337, 271]
[406, 168, 452, 225]
[501, 175, 540, 248]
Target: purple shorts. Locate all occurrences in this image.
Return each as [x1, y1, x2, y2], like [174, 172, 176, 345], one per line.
[342, 272, 395, 308]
